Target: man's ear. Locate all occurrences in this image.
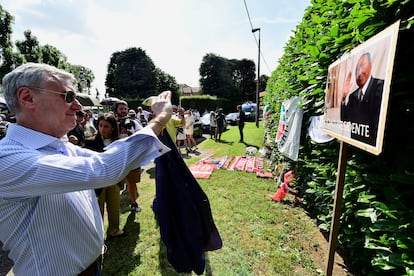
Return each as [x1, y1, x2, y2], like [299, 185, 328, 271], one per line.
[17, 87, 36, 109]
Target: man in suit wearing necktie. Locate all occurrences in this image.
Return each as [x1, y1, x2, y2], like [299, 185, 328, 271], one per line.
[340, 52, 384, 146]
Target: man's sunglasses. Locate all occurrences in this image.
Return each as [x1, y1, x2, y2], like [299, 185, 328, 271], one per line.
[31, 87, 77, 103]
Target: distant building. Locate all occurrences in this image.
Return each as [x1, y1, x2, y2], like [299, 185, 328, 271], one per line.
[179, 85, 202, 96]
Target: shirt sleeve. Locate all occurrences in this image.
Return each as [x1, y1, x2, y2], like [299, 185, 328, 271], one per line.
[0, 127, 170, 197]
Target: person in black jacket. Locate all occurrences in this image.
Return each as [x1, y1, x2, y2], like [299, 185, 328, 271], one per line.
[215, 108, 225, 142]
[236, 105, 246, 143]
[67, 110, 86, 146]
[340, 52, 384, 146]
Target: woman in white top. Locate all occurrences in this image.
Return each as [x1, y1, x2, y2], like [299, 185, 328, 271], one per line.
[184, 110, 197, 151]
[209, 111, 217, 140]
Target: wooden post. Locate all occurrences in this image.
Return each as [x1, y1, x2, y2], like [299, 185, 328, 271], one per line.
[325, 142, 348, 275]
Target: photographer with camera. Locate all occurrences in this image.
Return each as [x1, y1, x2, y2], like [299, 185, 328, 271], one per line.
[114, 100, 144, 212]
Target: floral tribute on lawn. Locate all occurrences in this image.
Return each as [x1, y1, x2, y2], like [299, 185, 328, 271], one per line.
[189, 155, 268, 179]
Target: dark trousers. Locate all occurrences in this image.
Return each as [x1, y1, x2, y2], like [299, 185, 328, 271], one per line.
[78, 256, 102, 276]
[238, 123, 244, 142]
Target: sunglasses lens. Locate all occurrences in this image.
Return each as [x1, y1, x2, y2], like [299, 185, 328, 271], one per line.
[66, 91, 76, 103]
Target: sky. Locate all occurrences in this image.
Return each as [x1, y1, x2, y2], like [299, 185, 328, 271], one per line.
[1, 0, 310, 97]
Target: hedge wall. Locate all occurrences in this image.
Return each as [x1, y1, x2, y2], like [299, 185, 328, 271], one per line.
[180, 95, 232, 113]
[265, 0, 414, 274]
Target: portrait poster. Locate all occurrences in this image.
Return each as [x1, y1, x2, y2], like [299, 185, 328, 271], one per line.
[323, 21, 400, 155]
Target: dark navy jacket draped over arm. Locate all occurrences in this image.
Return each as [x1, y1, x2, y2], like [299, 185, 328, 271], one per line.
[153, 131, 222, 275]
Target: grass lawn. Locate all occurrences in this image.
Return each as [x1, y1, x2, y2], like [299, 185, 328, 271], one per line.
[101, 122, 349, 275]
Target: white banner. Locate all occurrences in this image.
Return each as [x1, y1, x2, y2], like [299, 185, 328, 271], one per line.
[276, 96, 303, 161]
[308, 115, 334, 143]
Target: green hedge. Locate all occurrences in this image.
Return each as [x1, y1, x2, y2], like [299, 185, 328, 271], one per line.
[179, 95, 232, 113]
[265, 0, 414, 274]
[109, 95, 233, 114]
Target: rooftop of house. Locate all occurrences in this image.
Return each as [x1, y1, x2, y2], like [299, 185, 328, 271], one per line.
[180, 86, 201, 95]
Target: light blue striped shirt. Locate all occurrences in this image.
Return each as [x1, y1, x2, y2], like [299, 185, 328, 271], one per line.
[0, 124, 170, 276]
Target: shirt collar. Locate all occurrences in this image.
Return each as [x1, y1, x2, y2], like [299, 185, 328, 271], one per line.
[361, 75, 372, 95]
[6, 123, 67, 150]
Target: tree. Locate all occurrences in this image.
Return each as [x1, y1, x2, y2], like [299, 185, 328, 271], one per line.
[66, 64, 95, 94]
[14, 34, 94, 94]
[105, 52, 119, 96]
[0, 6, 23, 80]
[199, 53, 259, 103]
[105, 47, 157, 99]
[15, 30, 41, 63]
[0, 5, 94, 94]
[231, 59, 256, 102]
[105, 47, 180, 101]
[154, 67, 180, 105]
[40, 44, 67, 68]
[199, 53, 236, 99]
[259, 74, 269, 92]
[38, 45, 94, 93]
[0, 6, 13, 51]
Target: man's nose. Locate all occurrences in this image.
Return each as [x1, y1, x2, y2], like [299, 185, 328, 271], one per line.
[71, 98, 83, 110]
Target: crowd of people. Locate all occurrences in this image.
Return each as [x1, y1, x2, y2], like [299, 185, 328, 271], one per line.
[205, 107, 244, 143]
[66, 100, 152, 223]
[167, 106, 237, 154]
[164, 105, 202, 155]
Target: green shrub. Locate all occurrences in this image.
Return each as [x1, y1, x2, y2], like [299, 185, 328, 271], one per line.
[265, 0, 414, 274]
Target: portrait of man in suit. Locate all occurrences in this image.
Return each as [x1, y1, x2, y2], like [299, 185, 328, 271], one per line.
[340, 52, 384, 146]
[324, 21, 399, 155]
